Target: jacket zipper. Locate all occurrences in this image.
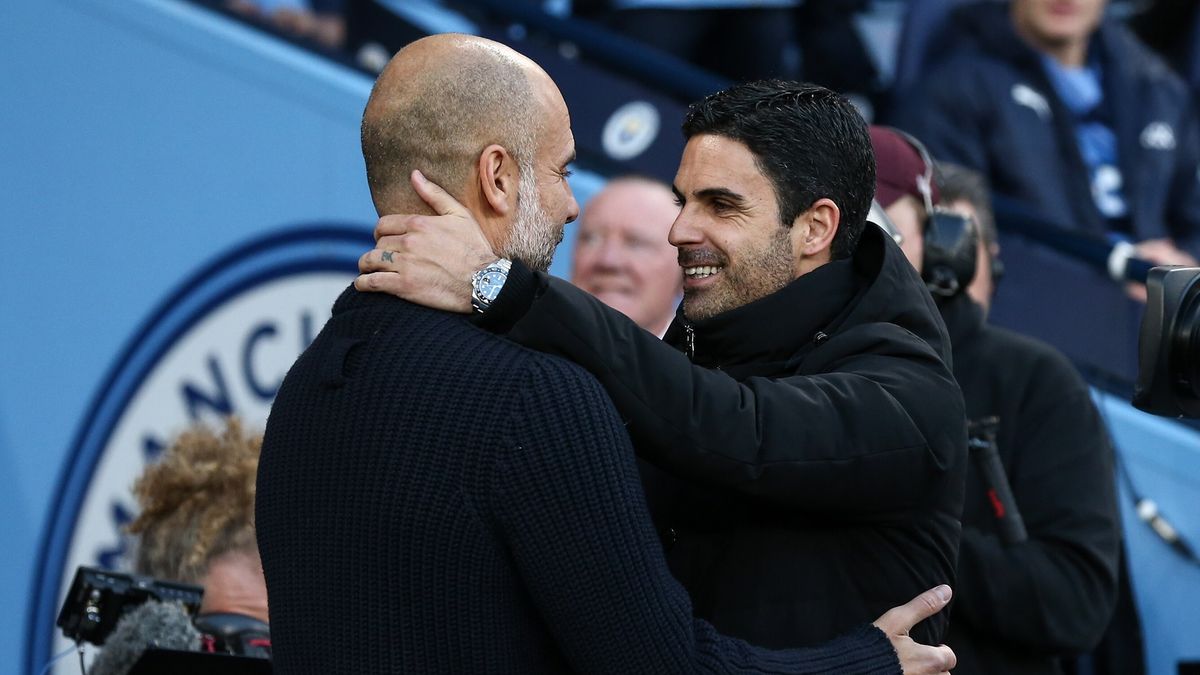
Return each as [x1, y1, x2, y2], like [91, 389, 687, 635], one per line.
[684, 322, 695, 360]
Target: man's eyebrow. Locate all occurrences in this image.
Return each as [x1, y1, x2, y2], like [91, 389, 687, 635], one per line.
[695, 187, 747, 205]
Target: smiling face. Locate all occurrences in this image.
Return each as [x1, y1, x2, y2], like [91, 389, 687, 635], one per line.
[571, 179, 682, 334]
[669, 134, 798, 321]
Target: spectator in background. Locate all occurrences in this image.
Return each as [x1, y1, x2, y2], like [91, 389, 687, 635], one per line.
[892, 0, 1200, 275]
[570, 176, 681, 337]
[872, 126, 1121, 675]
[937, 163, 1001, 314]
[125, 418, 271, 654]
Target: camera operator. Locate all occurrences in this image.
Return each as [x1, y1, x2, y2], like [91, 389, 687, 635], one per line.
[91, 418, 269, 674]
[871, 127, 1122, 675]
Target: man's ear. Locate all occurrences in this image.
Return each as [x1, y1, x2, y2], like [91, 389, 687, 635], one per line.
[793, 197, 841, 258]
[477, 144, 519, 217]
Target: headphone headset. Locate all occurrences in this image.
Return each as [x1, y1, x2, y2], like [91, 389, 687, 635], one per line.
[193, 612, 272, 657]
[873, 128, 981, 298]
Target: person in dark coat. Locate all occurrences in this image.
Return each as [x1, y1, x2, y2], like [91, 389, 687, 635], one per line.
[890, 0, 1200, 267]
[257, 34, 958, 675]
[357, 80, 968, 651]
[871, 127, 1122, 674]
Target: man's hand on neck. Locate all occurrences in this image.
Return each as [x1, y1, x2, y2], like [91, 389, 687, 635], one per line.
[357, 170, 499, 313]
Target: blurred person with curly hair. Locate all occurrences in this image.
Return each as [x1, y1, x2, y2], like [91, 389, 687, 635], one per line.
[126, 418, 270, 644]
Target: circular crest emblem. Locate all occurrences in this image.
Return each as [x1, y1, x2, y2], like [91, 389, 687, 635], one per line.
[27, 225, 372, 673]
[602, 101, 661, 161]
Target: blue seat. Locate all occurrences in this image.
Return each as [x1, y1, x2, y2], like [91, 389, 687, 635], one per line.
[891, 0, 987, 95]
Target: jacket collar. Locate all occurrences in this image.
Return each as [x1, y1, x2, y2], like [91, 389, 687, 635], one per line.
[667, 255, 863, 369]
[663, 225, 952, 372]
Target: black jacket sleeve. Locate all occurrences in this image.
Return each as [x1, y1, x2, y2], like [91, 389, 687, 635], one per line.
[480, 266, 960, 515]
[489, 356, 901, 673]
[955, 358, 1120, 653]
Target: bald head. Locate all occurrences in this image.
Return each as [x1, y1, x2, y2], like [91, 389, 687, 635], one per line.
[361, 34, 556, 215]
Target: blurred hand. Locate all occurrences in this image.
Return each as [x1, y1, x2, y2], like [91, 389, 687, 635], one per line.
[872, 585, 957, 675]
[309, 14, 346, 49]
[355, 170, 497, 313]
[271, 7, 317, 36]
[1134, 238, 1198, 267]
[1125, 238, 1198, 302]
[224, 0, 261, 17]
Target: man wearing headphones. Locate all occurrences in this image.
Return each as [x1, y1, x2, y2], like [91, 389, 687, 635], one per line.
[871, 126, 1121, 675]
[937, 163, 1002, 315]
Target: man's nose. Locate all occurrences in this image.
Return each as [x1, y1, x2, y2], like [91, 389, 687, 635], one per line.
[564, 189, 580, 224]
[668, 211, 701, 247]
[596, 239, 625, 269]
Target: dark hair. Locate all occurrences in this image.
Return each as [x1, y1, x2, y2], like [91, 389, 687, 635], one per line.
[682, 80, 875, 259]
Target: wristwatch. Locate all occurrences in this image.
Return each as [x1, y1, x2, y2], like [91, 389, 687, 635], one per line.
[471, 258, 512, 313]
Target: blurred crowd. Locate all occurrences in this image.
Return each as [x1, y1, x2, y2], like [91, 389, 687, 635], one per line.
[224, 0, 1200, 287]
[226, 0, 1199, 104]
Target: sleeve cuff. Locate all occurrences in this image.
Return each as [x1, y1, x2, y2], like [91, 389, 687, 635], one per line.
[471, 258, 545, 334]
[696, 623, 901, 674]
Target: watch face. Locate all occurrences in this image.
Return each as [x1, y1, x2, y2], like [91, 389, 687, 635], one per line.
[479, 270, 506, 301]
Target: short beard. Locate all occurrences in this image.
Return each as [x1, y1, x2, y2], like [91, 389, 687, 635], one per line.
[682, 224, 794, 321]
[502, 158, 560, 273]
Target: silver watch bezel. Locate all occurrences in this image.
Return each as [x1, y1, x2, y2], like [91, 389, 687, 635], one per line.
[471, 258, 512, 313]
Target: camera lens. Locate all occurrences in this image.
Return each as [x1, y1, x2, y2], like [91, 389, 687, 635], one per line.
[1135, 267, 1200, 417]
[1174, 285, 1200, 403]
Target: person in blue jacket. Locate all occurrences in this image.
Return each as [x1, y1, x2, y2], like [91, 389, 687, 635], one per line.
[891, 0, 1200, 272]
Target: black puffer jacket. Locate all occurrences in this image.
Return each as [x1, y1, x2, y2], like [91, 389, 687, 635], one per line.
[938, 293, 1120, 674]
[481, 224, 967, 648]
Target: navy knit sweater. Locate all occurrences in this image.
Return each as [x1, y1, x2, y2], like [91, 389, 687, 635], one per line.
[256, 287, 900, 674]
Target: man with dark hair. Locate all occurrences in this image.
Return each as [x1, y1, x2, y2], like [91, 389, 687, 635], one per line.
[358, 79, 967, 651]
[678, 81, 875, 262]
[871, 126, 1121, 675]
[259, 38, 956, 674]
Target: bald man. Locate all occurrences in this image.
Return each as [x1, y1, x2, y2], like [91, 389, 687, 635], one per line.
[257, 34, 954, 674]
[571, 177, 682, 337]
